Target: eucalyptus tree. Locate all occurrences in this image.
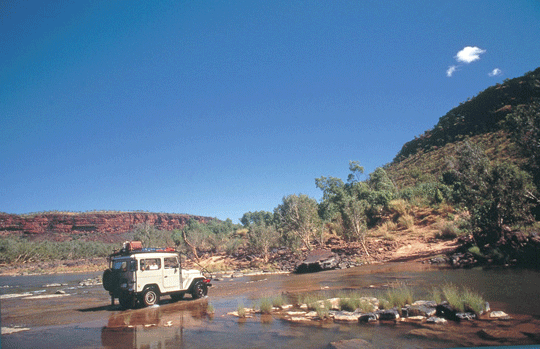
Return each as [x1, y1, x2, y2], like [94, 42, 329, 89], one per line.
[275, 194, 321, 250]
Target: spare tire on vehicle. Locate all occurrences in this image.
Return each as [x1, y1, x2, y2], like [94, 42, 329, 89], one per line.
[102, 269, 116, 292]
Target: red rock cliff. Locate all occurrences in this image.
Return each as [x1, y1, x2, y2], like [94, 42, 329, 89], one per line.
[0, 212, 213, 241]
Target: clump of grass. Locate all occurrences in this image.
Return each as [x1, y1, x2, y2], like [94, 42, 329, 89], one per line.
[258, 297, 273, 314]
[441, 284, 464, 312]
[358, 299, 375, 313]
[383, 221, 398, 232]
[297, 293, 325, 310]
[237, 302, 246, 318]
[339, 297, 361, 312]
[398, 214, 415, 229]
[315, 300, 331, 319]
[206, 303, 215, 314]
[271, 294, 287, 308]
[378, 298, 390, 310]
[431, 287, 442, 304]
[462, 287, 485, 314]
[385, 283, 414, 308]
[440, 284, 486, 314]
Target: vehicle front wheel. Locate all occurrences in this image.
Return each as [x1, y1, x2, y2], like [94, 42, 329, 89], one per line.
[191, 281, 207, 299]
[141, 288, 160, 307]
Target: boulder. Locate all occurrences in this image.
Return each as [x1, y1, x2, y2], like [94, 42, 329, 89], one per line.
[378, 309, 400, 321]
[358, 313, 378, 323]
[408, 304, 437, 317]
[333, 312, 361, 322]
[295, 249, 338, 273]
[436, 303, 459, 321]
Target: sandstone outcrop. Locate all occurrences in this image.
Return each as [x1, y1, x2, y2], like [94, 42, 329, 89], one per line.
[0, 212, 213, 241]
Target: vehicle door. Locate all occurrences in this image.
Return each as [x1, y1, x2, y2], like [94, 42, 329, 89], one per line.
[163, 256, 181, 290]
[138, 257, 163, 291]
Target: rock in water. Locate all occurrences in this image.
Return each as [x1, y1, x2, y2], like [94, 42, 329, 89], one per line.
[295, 249, 338, 273]
[436, 303, 459, 321]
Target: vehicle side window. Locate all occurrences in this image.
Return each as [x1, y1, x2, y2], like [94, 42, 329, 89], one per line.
[164, 257, 179, 269]
[140, 258, 161, 271]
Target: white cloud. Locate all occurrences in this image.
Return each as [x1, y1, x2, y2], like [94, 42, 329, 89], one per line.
[446, 65, 458, 77]
[488, 68, 502, 77]
[455, 46, 486, 63]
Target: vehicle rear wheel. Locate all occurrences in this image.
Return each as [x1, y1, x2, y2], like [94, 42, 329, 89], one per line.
[141, 288, 160, 307]
[191, 281, 207, 299]
[170, 293, 184, 302]
[119, 293, 137, 309]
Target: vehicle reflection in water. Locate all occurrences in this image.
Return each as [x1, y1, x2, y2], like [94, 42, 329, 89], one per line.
[101, 299, 209, 349]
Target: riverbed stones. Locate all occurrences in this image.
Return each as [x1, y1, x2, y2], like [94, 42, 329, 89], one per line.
[489, 311, 510, 319]
[333, 311, 361, 322]
[456, 312, 476, 321]
[358, 313, 378, 322]
[426, 316, 447, 324]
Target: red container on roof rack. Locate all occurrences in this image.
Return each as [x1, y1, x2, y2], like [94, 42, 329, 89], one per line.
[125, 241, 142, 252]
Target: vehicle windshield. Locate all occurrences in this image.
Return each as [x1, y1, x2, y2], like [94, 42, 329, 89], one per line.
[112, 259, 136, 271]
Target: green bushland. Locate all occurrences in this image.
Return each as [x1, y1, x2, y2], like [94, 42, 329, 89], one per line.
[0, 238, 115, 264]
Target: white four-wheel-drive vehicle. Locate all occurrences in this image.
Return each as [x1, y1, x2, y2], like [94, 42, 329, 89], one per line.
[102, 241, 212, 309]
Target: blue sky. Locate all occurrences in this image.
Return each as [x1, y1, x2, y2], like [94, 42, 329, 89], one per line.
[2, 1, 539, 222]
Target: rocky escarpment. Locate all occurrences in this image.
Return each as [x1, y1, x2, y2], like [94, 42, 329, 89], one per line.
[0, 212, 213, 241]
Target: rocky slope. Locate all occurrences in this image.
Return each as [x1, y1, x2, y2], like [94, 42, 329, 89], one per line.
[0, 212, 213, 241]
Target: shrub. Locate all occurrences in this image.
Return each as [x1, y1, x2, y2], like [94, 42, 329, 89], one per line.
[258, 297, 273, 314]
[436, 221, 461, 239]
[388, 199, 409, 216]
[397, 214, 414, 229]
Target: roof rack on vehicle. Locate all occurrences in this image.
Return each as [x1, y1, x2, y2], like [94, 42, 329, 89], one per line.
[108, 241, 177, 257]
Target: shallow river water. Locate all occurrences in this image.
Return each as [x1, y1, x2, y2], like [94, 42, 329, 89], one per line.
[2, 263, 540, 348]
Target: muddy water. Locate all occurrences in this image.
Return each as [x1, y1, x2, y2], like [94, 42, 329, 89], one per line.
[2, 263, 540, 349]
